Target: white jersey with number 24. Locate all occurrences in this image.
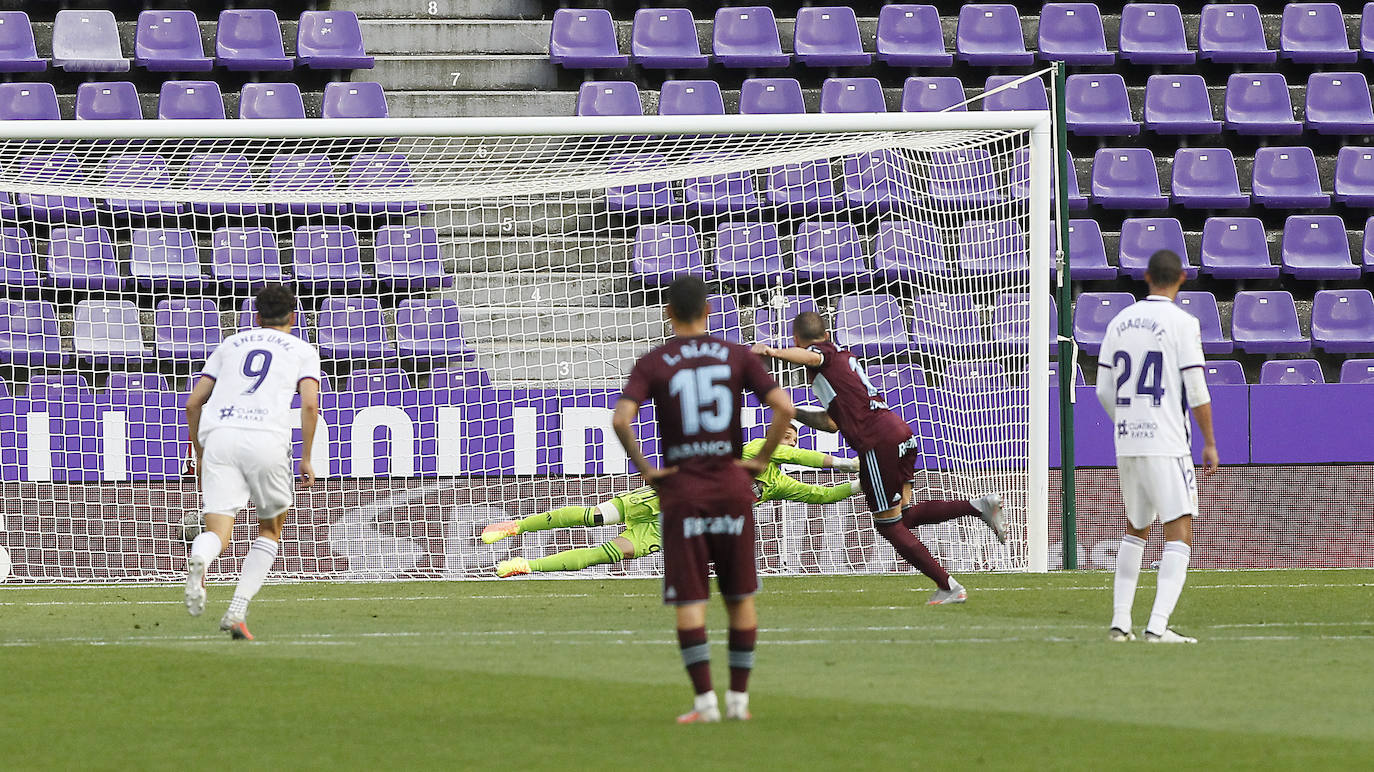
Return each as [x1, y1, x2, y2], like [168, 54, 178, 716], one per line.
[197, 328, 322, 446]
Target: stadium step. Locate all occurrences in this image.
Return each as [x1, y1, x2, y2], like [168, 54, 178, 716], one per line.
[348, 0, 544, 21]
[386, 90, 575, 118]
[475, 341, 642, 385]
[444, 235, 632, 273]
[459, 306, 666, 343]
[360, 20, 552, 55]
[445, 273, 625, 307]
[370, 55, 557, 92]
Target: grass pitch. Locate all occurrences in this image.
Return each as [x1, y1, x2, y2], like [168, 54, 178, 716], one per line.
[2, 570, 1372, 771]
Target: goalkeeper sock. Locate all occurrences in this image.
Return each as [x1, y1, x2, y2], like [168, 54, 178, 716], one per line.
[901, 500, 978, 528]
[517, 505, 597, 534]
[1112, 534, 1146, 632]
[528, 543, 624, 573]
[874, 516, 950, 590]
[728, 627, 756, 693]
[189, 531, 222, 567]
[1146, 541, 1191, 635]
[227, 537, 278, 619]
[678, 626, 713, 695]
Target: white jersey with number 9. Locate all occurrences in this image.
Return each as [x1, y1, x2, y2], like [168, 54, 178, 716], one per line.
[197, 328, 322, 446]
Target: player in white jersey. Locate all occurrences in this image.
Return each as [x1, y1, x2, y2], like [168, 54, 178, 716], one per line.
[1095, 250, 1219, 644]
[182, 284, 322, 640]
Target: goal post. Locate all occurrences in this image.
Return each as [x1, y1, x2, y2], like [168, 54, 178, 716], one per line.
[0, 109, 1053, 582]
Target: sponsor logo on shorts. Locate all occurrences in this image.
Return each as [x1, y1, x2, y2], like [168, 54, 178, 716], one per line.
[1117, 419, 1158, 439]
[683, 515, 746, 538]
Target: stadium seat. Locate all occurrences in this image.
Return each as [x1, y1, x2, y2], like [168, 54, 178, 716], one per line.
[682, 155, 759, 215]
[293, 226, 372, 292]
[876, 5, 952, 67]
[154, 299, 222, 360]
[238, 297, 311, 341]
[429, 367, 492, 392]
[0, 12, 45, 72]
[792, 221, 867, 284]
[269, 154, 347, 215]
[1064, 219, 1117, 280]
[1251, 147, 1329, 209]
[1117, 218, 1196, 280]
[1232, 291, 1309, 354]
[1038, 3, 1113, 65]
[1176, 291, 1232, 354]
[631, 8, 707, 69]
[835, 294, 910, 356]
[212, 227, 286, 290]
[753, 295, 817, 348]
[658, 81, 724, 115]
[901, 77, 967, 112]
[1046, 361, 1087, 387]
[1203, 360, 1246, 385]
[187, 154, 267, 216]
[16, 154, 95, 223]
[373, 226, 451, 291]
[550, 8, 627, 68]
[1199, 217, 1279, 279]
[990, 293, 1056, 352]
[52, 10, 128, 72]
[982, 75, 1048, 112]
[131, 228, 208, 291]
[1073, 292, 1135, 355]
[1281, 216, 1360, 280]
[0, 227, 39, 294]
[956, 220, 1027, 276]
[1366, 216, 1374, 272]
[605, 154, 680, 216]
[1065, 154, 1089, 210]
[712, 7, 789, 68]
[739, 78, 805, 114]
[348, 153, 422, 216]
[0, 299, 64, 366]
[100, 155, 184, 218]
[713, 223, 788, 285]
[927, 149, 1004, 207]
[216, 9, 292, 71]
[911, 293, 984, 351]
[0, 83, 59, 120]
[842, 150, 916, 212]
[794, 7, 871, 68]
[1091, 148, 1167, 209]
[632, 224, 710, 285]
[1142, 75, 1221, 135]
[1259, 359, 1324, 385]
[944, 362, 1010, 394]
[107, 373, 170, 395]
[343, 369, 413, 396]
[1066, 75, 1137, 136]
[872, 220, 951, 279]
[395, 299, 473, 361]
[956, 5, 1034, 65]
[315, 299, 395, 360]
[1198, 4, 1274, 63]
[707, 294, 743, 343]
[322, 82, 388, 119]
[0, 192, 16, 220]
[1365, 2, 1374, 61]
[1312, 290, 1374, 353]
[763, 160, 842, 214]
[158, 81, 224, 120]
[820, 78, 886, 113]
[1171, 149, 1248, 209]
[1335, 147, 1374, 207]
[296, 11, 373, 69]
[1223, 73, 1302, 135]
[45, 227, 123, 291]
[74, 300, 149, 364]
[239, 83, 305, 120]
[1339, 358, 1374, 383]
[1118, 3, 1193, 64]
[1279, 3, 1356, 63]
[134, 11, 211, 71]
[576, 82, 642, 116]
[1304, 72, 1374, 134]
[75, 82, 141, 120]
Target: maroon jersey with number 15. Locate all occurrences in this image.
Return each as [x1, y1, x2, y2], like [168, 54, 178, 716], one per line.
[804, 339, 911, 453]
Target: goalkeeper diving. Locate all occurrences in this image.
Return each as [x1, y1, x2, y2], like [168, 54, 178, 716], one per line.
[482, 425, 861, 577]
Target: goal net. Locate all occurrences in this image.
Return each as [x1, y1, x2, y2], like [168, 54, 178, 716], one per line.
[0, 111, 1051, 582]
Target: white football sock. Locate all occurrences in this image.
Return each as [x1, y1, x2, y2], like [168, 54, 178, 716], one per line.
[1146, 541, 1191, 635]
[227, 537, 279, 619]
[1111, 534, 1146, 632]
[189, 531, 223, 567]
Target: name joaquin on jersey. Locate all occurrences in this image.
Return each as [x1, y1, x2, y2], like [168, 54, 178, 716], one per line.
[665, 440, 733, 463]
[1113, 316, 1167, 340]
[661, 339, 731, 366]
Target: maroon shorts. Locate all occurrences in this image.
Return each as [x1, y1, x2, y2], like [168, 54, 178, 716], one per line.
[658, 474, 757, 605]
[858, 431, 919, 514]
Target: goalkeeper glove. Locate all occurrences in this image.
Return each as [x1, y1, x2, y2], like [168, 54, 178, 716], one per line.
[831, 457, 860, 472]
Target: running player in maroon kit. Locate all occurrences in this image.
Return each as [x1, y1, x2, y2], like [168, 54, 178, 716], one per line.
[612, 276, 795, 724]
[753, 311, 1007, 604]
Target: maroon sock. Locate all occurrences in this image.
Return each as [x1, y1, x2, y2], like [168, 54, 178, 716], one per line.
[677, 626, 712, 695]
[901, 500, 977, 528]
[727, 627, 756, 693]
[875, 518, 951, 590]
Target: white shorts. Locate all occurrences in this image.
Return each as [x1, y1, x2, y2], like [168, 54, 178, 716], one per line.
[201, 430, 295, 520]
[1117, 455, 1198, 530]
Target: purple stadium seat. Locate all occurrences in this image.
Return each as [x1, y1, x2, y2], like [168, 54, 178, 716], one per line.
[296, 11, 373, 69]
[0, 82, 58, 120]
[911, 293, 983, 351]
[1046, 361, 1087, 387]
[0, 12, 45, 72]
[1143, 75, 1221, 134]
[754, 296, 817, 348]
[982, 75, 1048, 112]
[316, 299, 395, 360]
[901, 77, 967, 112]
[1066, 74, 1138, 136]
[1280, 3, 1356, 63]
[1065, 154, 1089, 210]
[1312, 290, 1374, 353]
[74, 300, 149, 364]
[1365, 2, 1374, 60]
[269, 154, 348, 215]
[1281, 215, 1359, 280]
[212, 227, 285, 291]
[605, 154, 680, 216]
[632, 8, 707, 69]
[429, 367, 492, 392]
[1171, 148, 1247, 209]
[154, 299, 222, 360]
[1117, 218, 1195, 280]
[240, 83, 305, 119]
[1199, 4, 1274, 64]
[1176, 291, 1232, 354]
[322, 82, 388, 119]
[633, 224, 709, 285]
[876, 5, 952, 67]
[1203, 360, 1246, 385]
[348, 153, 422, 216]
[1252, 147, 1329, 209]
[294, 226, 372, 292]
[1038, 3, 1113, 65]
[100, 155, 184, 218]
[1118, 3, 1193, 64]
[793, 221, 867, 284]
[1223, 73, 1301, 135]
[1065, 219, 1118, 280]
[1340, 359, 1374, 383]
[1091, 148, 1167, 209]
[1365, 217, 1374, 273]
[75, 82, 141, 120]
[956, 5, 1034, 65]
[957, 220, 1027, 276]
[53, 10, 128, 72]
[216, 10, 292, 71]
[396, 300, 472, 361]
[15, 154, 95, 223]
[343, 369, 413, 395]
[374, 226, 450, 291]
[0, 299, 64, 366]
[658, 81, 724, 115]
[550, 9, 628, 68]
[764, 160, 841, 214]
[1232, 291, 1309, 354]
[713, 7, 789, 68]
[821, 78, 886, 113]
[45, 227, 123, 291]
[926, 148, 1004, 207]
[706, 295, 743, 344]
[135, 11, 211, 71]
[739, 78, 804, 114]
[835, 294, 911, 356]
[1304, 72, 1374, 134]
[944, 362, 1010, 394]
[1335, 147, 1374, 207]
[872, 220, 950, 279]
[1073, 292, 1135, 355]
[158, 81, 224, 120]
[0, 227, 39, 293]
[1199, 217, 1278, 279]
[187, 154, 267, 216]
[794, 7, 871, 68]
[990, 293, 1056, 352]
[131, 229, 208, 291]
[713, 223, 788, 285]
[1259, 359, 1324, 385]
[683, 154, 759, 214]
[238, 297, 310, 341]
[842, 150, 916, 212]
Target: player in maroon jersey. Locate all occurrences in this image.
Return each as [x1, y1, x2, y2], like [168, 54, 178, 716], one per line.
[753, 311, 1007, 604]
[612, 276, 795, 724]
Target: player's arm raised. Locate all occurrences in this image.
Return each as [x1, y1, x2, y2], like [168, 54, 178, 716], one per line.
[298, 377, 320, 488]
[751, 342, 823, 367]
[767, 440, 857, 471]
[794, 405, 839, 434]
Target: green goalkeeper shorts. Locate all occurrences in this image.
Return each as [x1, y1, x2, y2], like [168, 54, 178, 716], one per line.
[611, 486, 662, 558]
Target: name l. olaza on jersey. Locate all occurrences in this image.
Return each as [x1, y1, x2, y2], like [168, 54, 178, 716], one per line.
[661, 339, 732, 366]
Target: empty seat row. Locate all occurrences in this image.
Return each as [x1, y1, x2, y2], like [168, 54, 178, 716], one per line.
[0, 9, 371, 73]
[9, 367, 495, 400]
[0, 81, 388, 121]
